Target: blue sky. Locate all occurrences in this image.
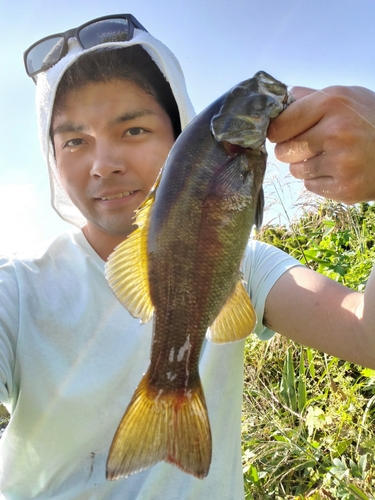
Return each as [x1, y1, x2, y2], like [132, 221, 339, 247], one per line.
[1, 0, 375, 253]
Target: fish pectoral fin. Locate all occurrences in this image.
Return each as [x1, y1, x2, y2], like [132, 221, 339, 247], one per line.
[207, 279, 256, 344]
[105, 187, 155, 323]
[106, 370, 212, 480]
[209, 156, 248, 197]
[255, 187, 264, 229]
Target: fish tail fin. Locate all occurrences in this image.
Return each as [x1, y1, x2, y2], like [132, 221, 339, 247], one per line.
[106, 370, 212, 480]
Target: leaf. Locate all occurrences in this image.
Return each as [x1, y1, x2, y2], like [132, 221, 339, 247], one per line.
[298, 348, 307, 413]
[358, 454, 368, 474]
[335, 439, 351, 456]
[305, 406, 324, 437]
[361, 368, 375, 379]
[330, 457, 353, 481]
[306, 348, 316, 378]
[349, 459, 363, 479]
[248, 465, 260, 484]
[347, 483, 371, 500]
[280, 347, 297, 412]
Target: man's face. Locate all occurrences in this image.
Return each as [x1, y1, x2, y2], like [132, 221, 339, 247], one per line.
[52, 79, 175, 251]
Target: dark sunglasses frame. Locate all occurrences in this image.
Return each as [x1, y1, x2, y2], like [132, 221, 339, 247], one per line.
[23, 14, 148, 80]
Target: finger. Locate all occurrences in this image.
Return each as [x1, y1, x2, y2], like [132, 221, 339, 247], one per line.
[302, 176, 337, 199]
[274, 138, 316, 164]
[289, 156, 360, 204]
[286, 157, 341, 200]
[273, 123, 325, 164]
[305, 177, 375, 204]
[302, 176, 357, 204]
[289, 86, 316, 100]
[268, 90, 326, 143]
[289, 154, 328, 181]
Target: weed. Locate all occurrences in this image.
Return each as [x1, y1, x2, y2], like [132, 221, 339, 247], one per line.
[243, 183, 375, 498]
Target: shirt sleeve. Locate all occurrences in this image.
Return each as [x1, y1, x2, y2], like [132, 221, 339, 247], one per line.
[241, 239, 303, 341]
[0, 258, 19, 406]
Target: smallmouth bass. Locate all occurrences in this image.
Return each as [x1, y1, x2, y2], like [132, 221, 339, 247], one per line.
[105, 71, 291, 480]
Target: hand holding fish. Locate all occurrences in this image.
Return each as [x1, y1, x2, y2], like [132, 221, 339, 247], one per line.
[267, 85, 375, 204]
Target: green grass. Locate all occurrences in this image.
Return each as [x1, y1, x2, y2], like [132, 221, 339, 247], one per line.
[242, 199, 375, 499]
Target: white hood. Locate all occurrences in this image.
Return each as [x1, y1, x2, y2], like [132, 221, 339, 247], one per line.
[35, 29, 196, 227]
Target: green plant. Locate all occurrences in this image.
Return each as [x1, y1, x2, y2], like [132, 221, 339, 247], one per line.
[242, 196, 375, 498]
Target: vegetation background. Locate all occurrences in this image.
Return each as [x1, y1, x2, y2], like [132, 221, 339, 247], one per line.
[242, 176, 375, 499]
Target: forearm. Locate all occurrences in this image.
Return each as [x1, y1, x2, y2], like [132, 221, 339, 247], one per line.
[264, 266, 375, 368]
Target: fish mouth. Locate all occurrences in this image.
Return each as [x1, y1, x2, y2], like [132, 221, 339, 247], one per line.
[211, 114, 269, 150]
[97, 191, 136, 201]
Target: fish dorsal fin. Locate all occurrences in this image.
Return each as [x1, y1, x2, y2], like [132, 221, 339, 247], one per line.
[207, 278, 256, 344]
[105, 177, 159, 323]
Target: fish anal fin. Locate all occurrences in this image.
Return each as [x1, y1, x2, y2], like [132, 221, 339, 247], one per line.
[106, 370, 212, 480]
[207, 279, 256, 344]
[105, 191, 155, 323]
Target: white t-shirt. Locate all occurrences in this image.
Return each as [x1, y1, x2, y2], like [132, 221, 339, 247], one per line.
[0, 229, 301, 499]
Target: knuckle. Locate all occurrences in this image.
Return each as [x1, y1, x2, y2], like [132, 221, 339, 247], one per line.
[320, 85, 353, 105]
[322, 119, 357, 150]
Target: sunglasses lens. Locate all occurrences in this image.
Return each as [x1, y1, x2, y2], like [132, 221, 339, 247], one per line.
[26, 36, 65, 76]
[79, 18, 132, 48]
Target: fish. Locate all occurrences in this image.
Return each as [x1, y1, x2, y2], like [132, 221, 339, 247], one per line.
[105, 71, 291, 480]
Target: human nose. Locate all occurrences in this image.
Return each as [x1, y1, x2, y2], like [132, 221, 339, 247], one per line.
[90, 142, 126, 178]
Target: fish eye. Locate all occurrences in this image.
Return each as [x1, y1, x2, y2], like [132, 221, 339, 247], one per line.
[231, 86, 249, 97]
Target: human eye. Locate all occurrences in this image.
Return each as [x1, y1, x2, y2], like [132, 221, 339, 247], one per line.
[123, 127, 146, 137]
[63, 138, 85, 148]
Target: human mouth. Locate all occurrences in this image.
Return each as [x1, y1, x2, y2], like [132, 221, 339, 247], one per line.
[98, 191, 136, 201]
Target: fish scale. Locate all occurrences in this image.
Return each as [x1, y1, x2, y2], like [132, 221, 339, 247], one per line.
[105, 70, 292, 480]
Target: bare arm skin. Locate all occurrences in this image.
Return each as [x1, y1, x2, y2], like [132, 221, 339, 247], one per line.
[264, 265, 375, 369]
[268, 85, 375, 204]
[265, 84, 375, 367]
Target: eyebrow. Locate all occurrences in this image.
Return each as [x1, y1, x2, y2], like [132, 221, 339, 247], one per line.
[52, 123, 89, 137]
[109, 109, 157, 127]
[52, 109, 157, 137]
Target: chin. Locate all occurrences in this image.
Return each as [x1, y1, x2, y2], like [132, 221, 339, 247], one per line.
[105, 223, 135, 239]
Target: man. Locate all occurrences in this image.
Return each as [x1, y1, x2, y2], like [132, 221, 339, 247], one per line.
[0, 13, 374, 498]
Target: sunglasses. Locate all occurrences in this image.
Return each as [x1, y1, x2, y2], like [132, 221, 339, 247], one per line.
[23, 14, 148, 81]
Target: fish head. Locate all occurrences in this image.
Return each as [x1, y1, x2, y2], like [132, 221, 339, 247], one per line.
[211, 71, 291, 150]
